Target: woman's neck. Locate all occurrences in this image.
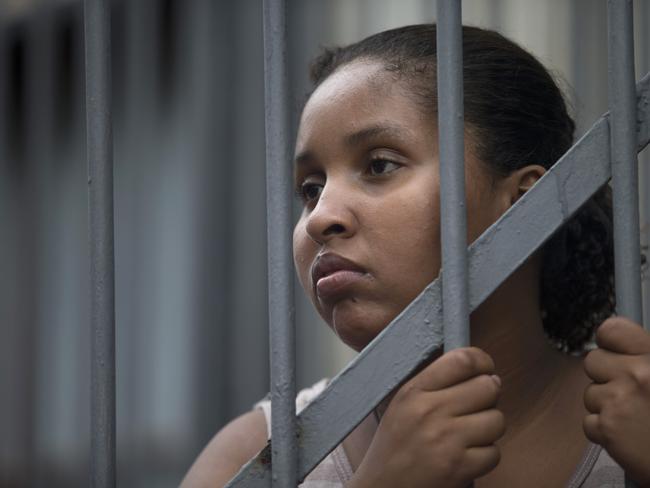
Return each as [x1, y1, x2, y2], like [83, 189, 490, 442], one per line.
[470, 257, 591, 486]
[347, 258, 590, 483]
[471, 254, 589, 441]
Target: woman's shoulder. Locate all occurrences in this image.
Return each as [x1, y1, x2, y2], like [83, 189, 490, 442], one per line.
[296, 377, 330, 411]
[180, 408, 267, 488]
[255, 378, 329, 410]
[182, 378, 332, 487]
[254, 378, 330, 438]
[255, 378, 353, 487]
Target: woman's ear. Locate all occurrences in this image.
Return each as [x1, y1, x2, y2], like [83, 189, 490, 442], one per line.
[504, 164, 547, 206]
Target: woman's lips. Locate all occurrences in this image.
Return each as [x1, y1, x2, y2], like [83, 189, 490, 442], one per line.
[311, 252, 368, 301]
[316, 270, 367, 300]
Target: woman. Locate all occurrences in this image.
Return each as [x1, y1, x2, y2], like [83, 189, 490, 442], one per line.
[182, 24, 650, 487]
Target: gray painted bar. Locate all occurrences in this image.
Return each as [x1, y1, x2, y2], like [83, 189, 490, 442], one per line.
[637, 0, 650, 330]
[607, 1, 641, 487]
[262, 0, 297, 486]
[437, 0, 470, 352]
[226, 73, 650, 488]
[608, 0, 642, 322]
[0, 10, 5, 165]
[84, 0, 116, 487]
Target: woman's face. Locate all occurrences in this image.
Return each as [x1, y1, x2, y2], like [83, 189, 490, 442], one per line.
[293, 60, 505, 352]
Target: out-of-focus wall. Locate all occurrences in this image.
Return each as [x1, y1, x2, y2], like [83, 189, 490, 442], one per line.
[0, 0, 647, 486]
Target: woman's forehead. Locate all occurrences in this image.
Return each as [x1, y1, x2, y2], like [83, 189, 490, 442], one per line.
[295, 60, 427, 155]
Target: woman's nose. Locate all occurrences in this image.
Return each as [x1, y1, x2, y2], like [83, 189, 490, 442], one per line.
[304, 185, 356, 244]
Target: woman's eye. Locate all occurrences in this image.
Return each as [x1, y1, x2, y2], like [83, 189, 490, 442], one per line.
[300, 181, 323, 202]
[369, 159, 401, 176]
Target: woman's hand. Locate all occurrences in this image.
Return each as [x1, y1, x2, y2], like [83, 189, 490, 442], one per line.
[348, 347, 505, 488]
[583, 317, 650, 487]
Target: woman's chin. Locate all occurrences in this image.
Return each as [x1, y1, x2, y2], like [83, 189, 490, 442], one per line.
[330, 300, 393, 352]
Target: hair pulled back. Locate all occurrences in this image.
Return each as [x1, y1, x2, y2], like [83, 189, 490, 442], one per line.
[308, 24, 615, 352]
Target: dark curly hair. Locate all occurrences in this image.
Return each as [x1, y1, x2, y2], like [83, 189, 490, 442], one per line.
[307, 24, 615, 352]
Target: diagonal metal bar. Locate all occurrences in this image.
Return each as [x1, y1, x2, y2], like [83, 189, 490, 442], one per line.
[226, 72, 650, 488]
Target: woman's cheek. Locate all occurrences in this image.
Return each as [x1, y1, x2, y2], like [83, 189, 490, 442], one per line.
[293, 224, 315, 295]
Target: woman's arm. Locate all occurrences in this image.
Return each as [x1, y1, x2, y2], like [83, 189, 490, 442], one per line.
[180, 409, 268, 488]
[182, 348, 502, 488]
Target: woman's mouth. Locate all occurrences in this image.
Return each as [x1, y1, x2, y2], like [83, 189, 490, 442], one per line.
[316, 269, 367, 300]
[311, 252, 368, 301]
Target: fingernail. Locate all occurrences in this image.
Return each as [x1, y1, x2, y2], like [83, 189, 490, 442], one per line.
[491, 374, 502, 387]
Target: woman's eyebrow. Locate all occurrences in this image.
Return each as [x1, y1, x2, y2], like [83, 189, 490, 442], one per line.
[344, 124, 409, 147]
[293, 124, 409, 167]
[294, 150, 315, 168]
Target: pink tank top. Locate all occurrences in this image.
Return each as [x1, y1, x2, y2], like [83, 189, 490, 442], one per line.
[254, 379, 624, 487]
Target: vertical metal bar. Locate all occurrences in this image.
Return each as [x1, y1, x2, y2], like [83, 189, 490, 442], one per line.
[437, 1, 470, 352]
[608, 2, 643, 326]
[636, 0, 650, 330]
[84, 1, 116, 487]
[607, 2, 641, 487]
[263, 0, 297, 486]
[0, 14, 13, 487]
[0, 9, 5, 167]
[436, 7, 472, 484]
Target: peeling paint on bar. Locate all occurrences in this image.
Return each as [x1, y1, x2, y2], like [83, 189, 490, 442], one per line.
[225, 73, 650, 487]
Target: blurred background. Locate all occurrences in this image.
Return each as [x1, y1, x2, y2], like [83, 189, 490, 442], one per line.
[0, 0, 648, 486]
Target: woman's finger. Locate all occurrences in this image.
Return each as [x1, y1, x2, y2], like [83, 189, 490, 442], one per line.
[584, 348, 629, 383]
[583, 382, 612, 414]
[462, 445, 502, 481]
[425, 373, 501, 416]
[454, 409, 506, 447]
[583, 413, 606, 446]
[408, 347, 495, 392]
[596, 317, 650, 355]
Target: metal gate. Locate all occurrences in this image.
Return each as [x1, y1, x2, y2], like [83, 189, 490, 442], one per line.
[229, 1, 650, 486]
[60, 0, 650, 486]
